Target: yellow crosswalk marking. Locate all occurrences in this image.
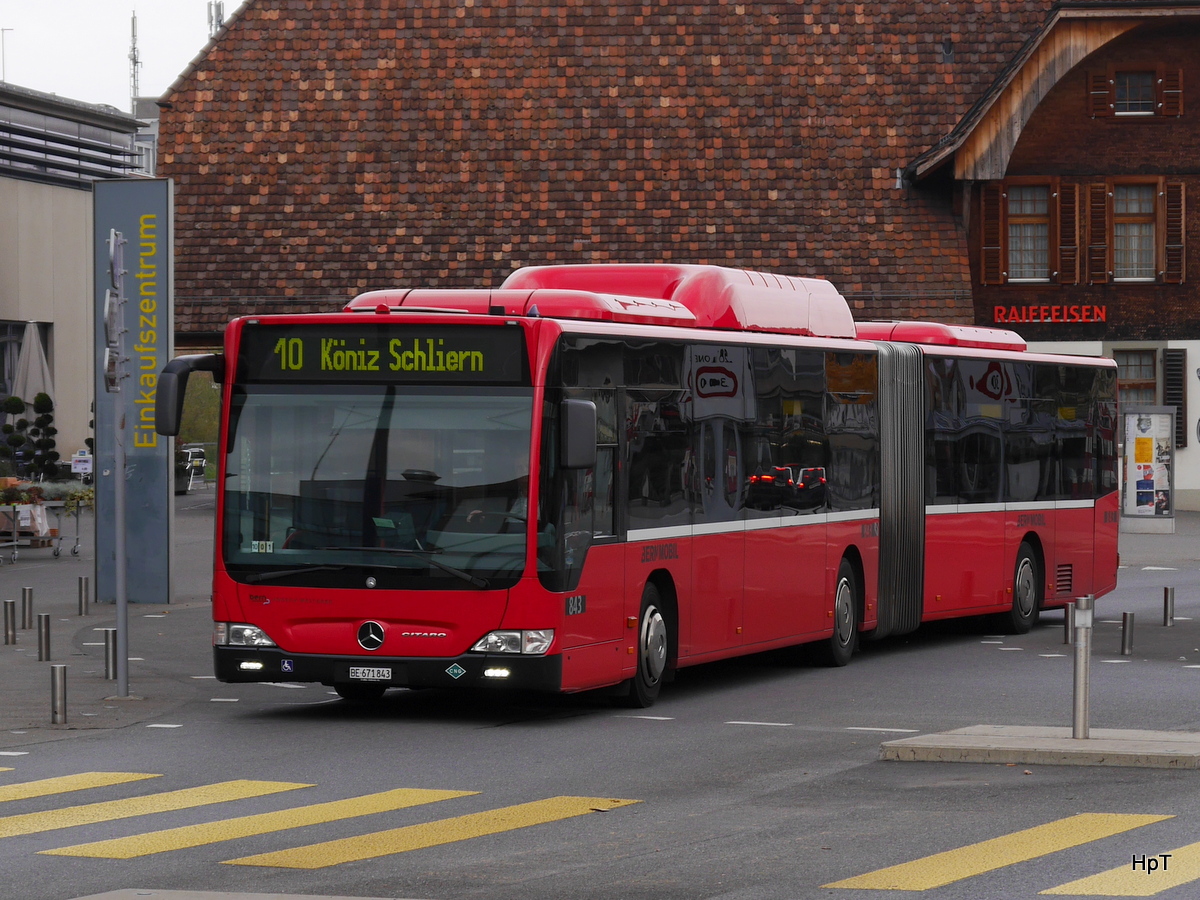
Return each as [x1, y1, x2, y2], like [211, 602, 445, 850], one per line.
[1043, 841, 1200, 896]
[225, 795, 640, 869]
[42, 788, 476, 859]
[0, 780, 310, 839]
[0, 772, 159, 804]
[824, 814, 1172, 891]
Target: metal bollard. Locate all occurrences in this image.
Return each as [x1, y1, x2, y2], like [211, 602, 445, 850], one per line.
[1073, 595, 1094, 740]
[102, 628, 117, 681]
[1064, 602, 1075, 645]
[37, 613, 50, 661]
[50, 664, 66, 724]
[1121, 612, 1134, 656]
[3, 599, 14, 645]
[21, 586, 32, 630]
[1165, 586, 1175, 627]
[78, 576, 90, 617]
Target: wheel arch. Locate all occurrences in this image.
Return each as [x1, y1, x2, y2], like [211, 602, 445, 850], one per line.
[644, 568, 679, 669]
[1017, 531, 1046, 603]
[839, 545, 867, 629]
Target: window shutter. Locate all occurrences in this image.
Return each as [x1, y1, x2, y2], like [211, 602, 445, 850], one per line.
[1057, 183, 1080, 285]
[1159, 68, 1183, 117]
[1086, 184, 1110, 284]
[980, 183, 1005, 284]
[1088, 72, 1114, 117]
[1163, 182, 1185, 284]
[1163, 349, 1187, 449]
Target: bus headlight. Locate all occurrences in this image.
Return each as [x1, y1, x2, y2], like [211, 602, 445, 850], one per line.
[471, 629, 555, 655]
[214, 622, 277, 647]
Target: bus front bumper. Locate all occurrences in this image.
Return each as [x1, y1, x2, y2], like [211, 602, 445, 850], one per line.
[213, 646, 563, 692]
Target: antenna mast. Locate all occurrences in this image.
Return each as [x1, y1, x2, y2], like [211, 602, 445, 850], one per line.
[128, 12, 141, 113]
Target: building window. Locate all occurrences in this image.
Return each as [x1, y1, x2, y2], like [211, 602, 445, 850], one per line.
[1114, 72, 1155, 115]
[1007, 186, 1050, 281]
[981, 180, 1185, 286]
[1112, 184, 1156, 281]
[1089, 67, 1183, 118]
[1114, 349, 1156, 414]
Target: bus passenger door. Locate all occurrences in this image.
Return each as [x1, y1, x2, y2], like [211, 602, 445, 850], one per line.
[690, 420, 745, 655]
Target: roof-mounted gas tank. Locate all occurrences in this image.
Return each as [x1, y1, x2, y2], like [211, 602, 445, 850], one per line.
[501, 264, 857, 338]
[856, 321, 1027, 352]
[345, 264, 857, 339]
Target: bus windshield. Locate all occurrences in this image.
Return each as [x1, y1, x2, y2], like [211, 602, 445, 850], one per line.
[223, 384, 534, 590]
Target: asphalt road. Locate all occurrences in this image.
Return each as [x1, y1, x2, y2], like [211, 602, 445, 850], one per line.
[2, 501, 1200, 900]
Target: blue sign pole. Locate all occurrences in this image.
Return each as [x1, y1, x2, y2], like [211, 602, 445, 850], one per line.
[93, 179, 174, 614]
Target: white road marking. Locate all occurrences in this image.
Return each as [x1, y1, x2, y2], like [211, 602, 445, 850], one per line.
[846, 727, 919, 733]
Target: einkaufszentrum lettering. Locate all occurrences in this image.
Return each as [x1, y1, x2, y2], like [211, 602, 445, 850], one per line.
[133, 213, 160, 449]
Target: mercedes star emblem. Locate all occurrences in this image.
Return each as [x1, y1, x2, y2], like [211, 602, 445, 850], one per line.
[357, 621, 385, 651]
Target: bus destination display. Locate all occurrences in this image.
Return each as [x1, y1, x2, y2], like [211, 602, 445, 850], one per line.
[237, 324, 529, 385]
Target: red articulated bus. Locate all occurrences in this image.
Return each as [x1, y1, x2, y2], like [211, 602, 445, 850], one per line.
[156, 264, 1119, 707]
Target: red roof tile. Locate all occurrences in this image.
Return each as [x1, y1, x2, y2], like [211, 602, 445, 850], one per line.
[160, 0, 1058, 333]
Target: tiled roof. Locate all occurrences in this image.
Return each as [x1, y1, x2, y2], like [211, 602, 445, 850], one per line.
[160, 1, 1057, 333]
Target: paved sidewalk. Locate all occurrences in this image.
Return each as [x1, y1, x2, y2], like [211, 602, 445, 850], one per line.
[884, 510, 1200, 768]
[0, 495, 216, 748]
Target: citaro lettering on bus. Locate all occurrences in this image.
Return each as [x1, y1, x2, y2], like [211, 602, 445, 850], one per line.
[389, 338, 485, 373]
[321, 338, 381, 372]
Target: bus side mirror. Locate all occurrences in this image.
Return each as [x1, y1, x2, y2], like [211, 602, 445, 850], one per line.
[155, 354, 225, 436]
[560, 399, 597, 469]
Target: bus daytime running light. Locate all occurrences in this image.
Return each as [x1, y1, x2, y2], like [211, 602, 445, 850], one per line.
[471, 629, 555, 655]
[239, 661, 265, 671]
[214, 622, 277, 647]
[483, 667, 511, 679]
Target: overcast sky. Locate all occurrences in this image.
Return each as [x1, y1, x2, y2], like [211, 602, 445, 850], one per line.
[0, 0, 231, 112]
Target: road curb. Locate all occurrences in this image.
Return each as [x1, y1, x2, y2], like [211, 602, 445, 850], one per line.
[881, 724, 1200, 769]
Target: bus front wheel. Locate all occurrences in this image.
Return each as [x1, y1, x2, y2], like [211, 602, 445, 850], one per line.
[817, 559, 859, 667]
[1004, 542, 1041, 634]
[622, 583, 669, 708]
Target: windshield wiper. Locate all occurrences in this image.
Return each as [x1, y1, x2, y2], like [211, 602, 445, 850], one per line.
[325, 546, 490, 589]
[244, 564, 347, 584]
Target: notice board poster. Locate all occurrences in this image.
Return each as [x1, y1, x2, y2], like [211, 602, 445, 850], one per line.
[1123, 408, 1174, 518]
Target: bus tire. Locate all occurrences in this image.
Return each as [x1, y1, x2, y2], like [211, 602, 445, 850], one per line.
[817, 559, 859, 667]
[622, 583, 669, 708]
[1005, 542, 1041, 634]
[334, 682, 388, 702]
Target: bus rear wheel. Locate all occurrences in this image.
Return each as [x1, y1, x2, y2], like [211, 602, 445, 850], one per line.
[622, 583, 669, 708]
[1004, 542, 1041, 634]
[817, 559, 859, 667]
[334, 682, 388, 702]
